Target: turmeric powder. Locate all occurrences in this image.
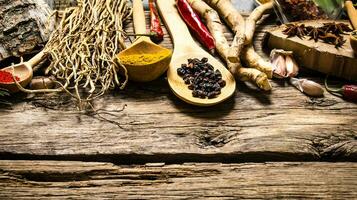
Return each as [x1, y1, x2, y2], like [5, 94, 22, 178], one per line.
[120, 50, 171, 65]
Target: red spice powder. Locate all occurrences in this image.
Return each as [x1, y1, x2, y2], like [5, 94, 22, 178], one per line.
[0, 70, 20, 83]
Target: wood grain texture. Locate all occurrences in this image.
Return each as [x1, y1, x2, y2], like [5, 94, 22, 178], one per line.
[0, 161, 356, 199]
[0, 0, 52, 60]
[0, 12, 356, 163]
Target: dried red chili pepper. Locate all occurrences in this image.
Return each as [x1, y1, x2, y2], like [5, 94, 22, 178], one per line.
[341, 85, 357, 101]
[325, 77, 357, 102]
[176, 0, 215, 52]
[149, 0, 164, 43]
[0, 70, 20, 83]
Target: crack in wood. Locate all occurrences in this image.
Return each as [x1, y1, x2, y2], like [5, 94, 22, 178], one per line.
[196, 129, 240, 148]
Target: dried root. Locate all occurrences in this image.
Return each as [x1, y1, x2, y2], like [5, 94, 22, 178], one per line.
[242, 45, 273, 79]
[245, 1, 273, 45]
[193, 0, 271, 90]
[43, 0, 132, 108]
[199, 0, 245, 65]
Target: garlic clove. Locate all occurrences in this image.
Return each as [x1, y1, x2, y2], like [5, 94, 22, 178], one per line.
[301, 79, 324, 97]
[270, 52, 287, 79]
[290, 77, 324, 97]
[285, 55, 299, 77]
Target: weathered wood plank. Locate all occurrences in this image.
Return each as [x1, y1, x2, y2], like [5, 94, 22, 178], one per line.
[0, 161, 356, 199]
[0, 11, 356, 163]
[0, 80, 356, 161]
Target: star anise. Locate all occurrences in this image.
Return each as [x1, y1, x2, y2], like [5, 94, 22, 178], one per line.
[281, 22, 350, 49]
[319, 33, 346, 48]
[321, 22, 353, 35]
[282, 24, 306, 38]
[305, 26, 325, 42]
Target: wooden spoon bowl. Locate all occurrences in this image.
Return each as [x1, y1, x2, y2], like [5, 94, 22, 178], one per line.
[157, 0, 235, 106]
[0, 63, 33, 93]
[168, 52, 235, 106]
[117, 0, 171, 82]
[118, 39, 172, 82]
[0, 51, 45, 93]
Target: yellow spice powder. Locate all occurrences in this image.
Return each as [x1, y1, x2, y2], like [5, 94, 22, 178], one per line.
[120, 50, 171, 65]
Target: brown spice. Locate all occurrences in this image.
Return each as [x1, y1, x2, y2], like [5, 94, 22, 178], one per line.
[276, 0, 328, 21]
[282, 22, 353, 48]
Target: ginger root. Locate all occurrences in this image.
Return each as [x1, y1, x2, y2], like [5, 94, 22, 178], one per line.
[204, 0, 274, 79]
[242, 45, 273, 78]
[199, 0, 245, 64]
[188, 0, 271, 90]
[245, 1, 273, 45]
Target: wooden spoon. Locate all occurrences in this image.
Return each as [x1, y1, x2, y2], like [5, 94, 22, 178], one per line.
[117, 0, 172, 82]
[156, 0, 236, 106]
[345, 0, 357, 30]
[0, 50, 45, 93]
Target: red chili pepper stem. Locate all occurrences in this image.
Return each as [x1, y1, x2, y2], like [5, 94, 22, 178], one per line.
[325, 75, 357, 102]
[325, 76, 343, 95]
[149, 0, 164, 43]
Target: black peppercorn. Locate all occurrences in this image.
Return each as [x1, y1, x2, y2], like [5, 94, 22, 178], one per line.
[177, 57, 226, 99]
[218, 79, 226, 87]
[201, 57, 208, 63]
[177, 68, 185, 77]
[207, 92, 216, 99]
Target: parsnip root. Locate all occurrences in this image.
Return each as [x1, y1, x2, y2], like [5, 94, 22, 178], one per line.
[189, 0, 271, 90]
[245, 1, 273, 45]
[242, 45, 273, 78]
[201, 0, 245, 64]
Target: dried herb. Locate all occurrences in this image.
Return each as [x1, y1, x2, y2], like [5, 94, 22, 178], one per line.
[276, 0, 328, 21]
[282, 24, 306, 38]
[282, 22, 352, 48]
[321, 22, 353, 35]
[319, 33, 346, 48]
[305, 26, 325, 42]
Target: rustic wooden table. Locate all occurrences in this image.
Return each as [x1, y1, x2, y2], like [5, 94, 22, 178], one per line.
[0, 1, 356, 199]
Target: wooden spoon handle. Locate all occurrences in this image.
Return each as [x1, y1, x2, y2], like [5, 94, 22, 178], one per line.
[133, 0, 149, 41]
[345, 0, 357, 30]
[156, 0, 196, 50]
[28, 50, 46, 67]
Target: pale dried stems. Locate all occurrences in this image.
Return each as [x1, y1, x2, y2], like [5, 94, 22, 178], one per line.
[43, 0, 132, 108]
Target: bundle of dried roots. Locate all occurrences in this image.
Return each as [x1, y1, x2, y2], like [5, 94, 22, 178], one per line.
[43, 0, 132, 107]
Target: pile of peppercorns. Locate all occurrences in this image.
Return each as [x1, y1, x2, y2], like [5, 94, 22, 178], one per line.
[177, 57, 226, 99]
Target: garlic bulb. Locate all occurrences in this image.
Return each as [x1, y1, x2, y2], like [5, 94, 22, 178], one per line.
[271, 53, 286, 78]
[270, 49, 299, 79]
[285, 55, 299, 77]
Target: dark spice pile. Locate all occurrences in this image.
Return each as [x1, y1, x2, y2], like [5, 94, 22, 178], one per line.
[276, 0, 328, 21]
[177, 57, 225, 99]
[282, 22, 353, 48]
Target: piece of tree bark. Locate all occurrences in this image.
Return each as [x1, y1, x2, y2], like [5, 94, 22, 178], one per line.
[0, 0, 52, 61]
